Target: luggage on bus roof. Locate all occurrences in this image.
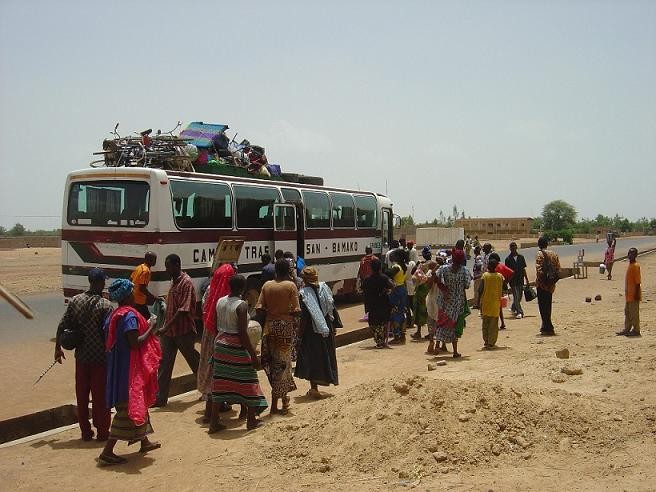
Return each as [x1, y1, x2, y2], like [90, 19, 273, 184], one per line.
[180, 122, 229, 149]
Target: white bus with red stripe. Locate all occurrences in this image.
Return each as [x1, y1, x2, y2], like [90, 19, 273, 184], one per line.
[62, 167, 394, 300]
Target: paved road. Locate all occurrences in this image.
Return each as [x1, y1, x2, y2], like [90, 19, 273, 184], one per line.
[465, 236, 656, 272]
[0, 292, 67, 344]
[509, 236, 656, 266]
[3, 237, 656, 344]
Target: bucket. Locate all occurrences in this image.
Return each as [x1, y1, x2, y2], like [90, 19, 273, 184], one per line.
[599, 264, 606, 274]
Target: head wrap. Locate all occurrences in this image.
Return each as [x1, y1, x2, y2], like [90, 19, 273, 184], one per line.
[203, 263, 236, 336]
[421, 246, 432, 260]
[452, 249, 466, 266]
[301, 266, 319, 287]
[108, 278, 134, 302]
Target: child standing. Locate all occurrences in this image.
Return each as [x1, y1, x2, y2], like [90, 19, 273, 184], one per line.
[616, 247, 641, 337]
[425, 258, 444, 354]
[478, 256, 504, 349]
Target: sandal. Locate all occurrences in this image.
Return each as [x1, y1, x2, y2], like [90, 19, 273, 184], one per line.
[98, 454, 127, 466]
[307, 389, 322, 400]
[247, 419, 264, 430]
[139, 441, 161, 453]
[453, 352, 462, 358]
[208, 423, 227, 434]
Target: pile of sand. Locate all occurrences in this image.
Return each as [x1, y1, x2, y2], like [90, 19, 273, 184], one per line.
[260, 375, 633, 480]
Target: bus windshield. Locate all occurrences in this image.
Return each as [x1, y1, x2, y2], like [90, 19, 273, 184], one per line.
[67, 180, 150, 227]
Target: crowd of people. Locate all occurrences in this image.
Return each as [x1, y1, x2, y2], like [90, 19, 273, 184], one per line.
[361, 238, 534, 354]
[53, 234, 642, 466]
[359, 235, 642, 353]
[54, 249, 339, 464]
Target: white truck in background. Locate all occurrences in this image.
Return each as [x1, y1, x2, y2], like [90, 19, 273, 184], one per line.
[415, 227, 465, 248]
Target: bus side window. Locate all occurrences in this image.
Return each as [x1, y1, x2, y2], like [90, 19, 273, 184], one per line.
[354, 195, 377, 228]
[170, 180, 232, 229]
[330, 192, 355, 228]
[282, 188, 302, 203]
[234, 185, 280, 229]
[302, 190, 331, 228]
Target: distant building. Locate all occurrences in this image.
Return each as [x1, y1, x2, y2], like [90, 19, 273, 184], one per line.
[454, 217, 534, 237]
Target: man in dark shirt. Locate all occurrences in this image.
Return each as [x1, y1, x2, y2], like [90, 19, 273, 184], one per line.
[260, 253, 275, 282]
[362, 258, 393, 349]
[155, 254, 200, 407]
[55, 267, 113, 441]
[505, 242, 529, 318]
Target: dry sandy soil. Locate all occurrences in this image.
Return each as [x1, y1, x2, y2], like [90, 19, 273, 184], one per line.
[0, 248, 654, 490]
[0, 247, 62, 295]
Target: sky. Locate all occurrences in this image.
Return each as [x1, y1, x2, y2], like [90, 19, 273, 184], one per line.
[1, 0, 654, 230]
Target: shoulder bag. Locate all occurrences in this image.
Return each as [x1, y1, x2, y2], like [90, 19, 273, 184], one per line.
[60, 296, 101, 350]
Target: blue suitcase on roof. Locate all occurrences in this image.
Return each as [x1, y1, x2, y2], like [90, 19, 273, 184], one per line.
[180, 122, 229, 149]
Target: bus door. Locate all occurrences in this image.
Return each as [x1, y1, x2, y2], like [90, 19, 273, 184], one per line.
[273, 203, 299, 257]
[381, 208, 393, 255]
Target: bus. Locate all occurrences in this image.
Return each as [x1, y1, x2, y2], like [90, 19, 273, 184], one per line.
[61, 167, 395, 300]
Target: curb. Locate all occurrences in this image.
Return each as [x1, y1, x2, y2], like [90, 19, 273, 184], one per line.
[0, 325, 373, 445]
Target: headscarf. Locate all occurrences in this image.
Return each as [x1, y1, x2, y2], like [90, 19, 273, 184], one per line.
[301, 266, 319, 287]
[299, 281, 334, 338]
[203, 263, 236, 336]
[452, 249, 466, 266]
[108, 279, 134, 302]
[421, 246, 432, 261]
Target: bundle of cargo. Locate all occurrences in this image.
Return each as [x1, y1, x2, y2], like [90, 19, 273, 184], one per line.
[91, 123, 195, 170]
[90, 121, 324, 186]
[181, 122, 279, 178]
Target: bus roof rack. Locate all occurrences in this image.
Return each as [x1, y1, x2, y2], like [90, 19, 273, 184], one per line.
[90, 121, 324, 187]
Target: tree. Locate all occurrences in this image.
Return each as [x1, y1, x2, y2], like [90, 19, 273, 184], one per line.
[541, 200, 577, 231]
[452, 205, 459, 222]
[619, 218, 632, 233]
[400, 215, 415, 226]
[9, 223, 26, 236]
[0, 226, 6, 236]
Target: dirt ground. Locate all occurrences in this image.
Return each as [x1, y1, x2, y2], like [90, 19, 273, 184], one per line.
[0, 250, 654, 490]
[0, 247, 62, 295]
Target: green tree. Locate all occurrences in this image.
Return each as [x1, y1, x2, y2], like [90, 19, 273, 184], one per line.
[633, 217, 649, 232]
[0, 226, 6, 236]
[594, 214, 612, 228]
[9, 223, 26, 236]
[400, 215, 415, 226]
[541, 200, 577, 231]
[619, 218, 632, 232]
